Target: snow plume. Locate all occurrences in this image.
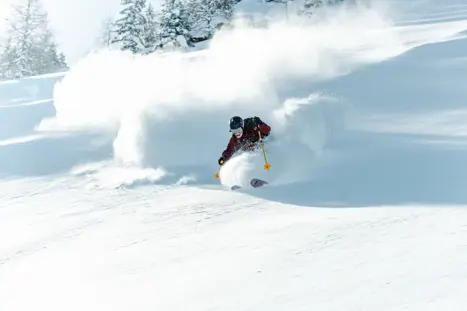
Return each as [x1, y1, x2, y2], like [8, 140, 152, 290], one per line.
[220, 93, 338, 188]
[37, 2, 466, 187]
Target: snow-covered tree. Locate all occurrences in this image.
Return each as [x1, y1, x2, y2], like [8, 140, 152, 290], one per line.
[210, 0, 237, 17]
[299, 0, 345, 16]
[0, 0, 67, 80]
[9, 0, 47, 77]
[34, 28, 67, 73]
[97, 15, 116, 48]
[303, 0, 323, 9]
[111, 0, 148, 53]
[186, 0, 236, 41]
[154, 0, 192, 50]
[0, 37, 19, 80]
[143, 3, 158, 51]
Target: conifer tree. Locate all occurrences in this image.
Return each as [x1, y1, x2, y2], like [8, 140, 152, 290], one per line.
[300, 0, 344, 13]
[97, 16, 116, 48]
[0, 0, 67, 80]
[34, 28, 67, 73]
[143, 3, 158, 51]
[186, 0, 236, 41]
[0, 37, 18, 79]
[111, 0, 148, 53]
[155, 0, 192, 50]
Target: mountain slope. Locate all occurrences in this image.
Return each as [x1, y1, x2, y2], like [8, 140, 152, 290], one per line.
[1, 1, 467, 310]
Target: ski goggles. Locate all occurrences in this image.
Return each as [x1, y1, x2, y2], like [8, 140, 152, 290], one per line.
[230, 127, 243, 134]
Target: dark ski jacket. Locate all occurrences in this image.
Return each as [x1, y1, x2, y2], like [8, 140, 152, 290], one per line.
[221, 117, 271, 161]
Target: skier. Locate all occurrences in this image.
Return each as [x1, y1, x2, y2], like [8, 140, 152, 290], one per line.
[218, 116, 271, 166]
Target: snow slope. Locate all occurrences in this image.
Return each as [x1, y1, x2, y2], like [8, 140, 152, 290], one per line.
[2, 0, 467, 310]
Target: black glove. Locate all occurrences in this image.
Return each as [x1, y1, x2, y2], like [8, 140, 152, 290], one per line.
[254, 126, 269, 138]
[247, 135, 258, 143]
[218, 157, 226, 165]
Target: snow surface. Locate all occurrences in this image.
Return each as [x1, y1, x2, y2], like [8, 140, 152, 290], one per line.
[2, 0, 467, 310]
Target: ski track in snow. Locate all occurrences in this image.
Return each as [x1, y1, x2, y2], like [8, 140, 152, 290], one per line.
[1, 1, 467, 310]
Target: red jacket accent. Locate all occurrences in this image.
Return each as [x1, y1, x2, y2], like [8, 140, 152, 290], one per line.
[221, 117, 271, 161]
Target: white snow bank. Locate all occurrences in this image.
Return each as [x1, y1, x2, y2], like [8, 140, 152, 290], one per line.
[36, 3, 467, 188]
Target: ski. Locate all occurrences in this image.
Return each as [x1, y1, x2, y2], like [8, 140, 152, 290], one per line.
[230, 178, 268, 190]
[250, 178, 268, 188]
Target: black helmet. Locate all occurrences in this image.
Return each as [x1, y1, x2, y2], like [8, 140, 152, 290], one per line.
[229, 116, 243, 131]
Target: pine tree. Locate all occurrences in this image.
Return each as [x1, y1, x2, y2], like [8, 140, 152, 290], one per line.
[34, 28, 68, 73]
[155, 0, 192, 50]
[111, 0, 148, 53]
[303, 0, 323, 9]
[186, 0, 236, 41]
[143, 3, 158, 52]
[97, 15, 116, 48]
[0, 0, 67, 80]
[299, 0, 345, 16]
[10, 0, 47, 77]
[0, 37, 19, 80]
[209, 0, 237, 18]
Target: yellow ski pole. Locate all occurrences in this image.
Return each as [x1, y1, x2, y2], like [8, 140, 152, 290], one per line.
[258, 131, 271, 170]
[214, 159, 225, 179]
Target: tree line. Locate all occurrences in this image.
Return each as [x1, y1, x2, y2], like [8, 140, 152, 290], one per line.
[0, 0, 67, 81]
[0, 0, 346, 81]
[105, 0, 345, 53]
[106, 0, 239, 54]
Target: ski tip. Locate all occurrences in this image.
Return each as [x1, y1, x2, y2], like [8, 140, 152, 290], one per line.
[250, 178, 268, 188]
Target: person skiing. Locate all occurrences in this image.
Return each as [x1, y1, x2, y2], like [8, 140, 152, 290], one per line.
[218, 116, 271, 166]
